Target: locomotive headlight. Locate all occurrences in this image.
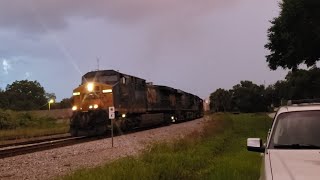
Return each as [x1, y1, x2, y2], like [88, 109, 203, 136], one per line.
[94, 104, 99, 109]
[87, 83, 94, 92]
[72, 106, 78, 111]
[102, 89, 113, 93]
[89, 105, 93, 109]
[171, 116, 176, 123]
[73, 92, 80, 96]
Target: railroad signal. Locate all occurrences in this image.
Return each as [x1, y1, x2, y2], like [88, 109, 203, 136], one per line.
[109, 106, 115, 113]
[109, 106, 115, 119]
[109, 106, 115, 148]
[109, 113, 115, 119]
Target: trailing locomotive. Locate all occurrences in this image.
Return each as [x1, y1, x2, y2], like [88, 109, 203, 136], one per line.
[70, 70, 203, 136]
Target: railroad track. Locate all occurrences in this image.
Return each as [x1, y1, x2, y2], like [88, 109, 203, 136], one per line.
[0, 119, 199, 159]
[0, 133, 71, 149]
[0, 136, 101, 159]
[0, 126, 165, 159]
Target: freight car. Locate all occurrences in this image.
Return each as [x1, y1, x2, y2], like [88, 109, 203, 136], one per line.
[70, 70, 203, 136]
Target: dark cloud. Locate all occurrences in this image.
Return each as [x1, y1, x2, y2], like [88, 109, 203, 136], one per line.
[0, 0, 235, 33]
[0, 0, 285, 101]
[0, 30, 63, 60]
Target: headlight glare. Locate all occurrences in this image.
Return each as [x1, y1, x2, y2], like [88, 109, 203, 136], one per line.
[87, 83, 94, 92]
[102, 89, 112, 93]
[73, 92, 80, 96]
[72, 106, 77, 111]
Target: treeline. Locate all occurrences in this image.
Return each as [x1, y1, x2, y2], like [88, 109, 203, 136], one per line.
[210, 67, 320, 113]
[0, 80, 72, 111]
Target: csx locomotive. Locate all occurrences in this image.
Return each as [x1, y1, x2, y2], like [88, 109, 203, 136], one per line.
[70, 70, 203, 136]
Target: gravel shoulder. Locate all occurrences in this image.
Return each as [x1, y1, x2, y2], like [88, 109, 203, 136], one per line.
[0, 117, 208, 180]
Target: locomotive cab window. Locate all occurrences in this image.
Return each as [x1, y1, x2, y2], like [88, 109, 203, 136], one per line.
[121, 77, 126, 84]
[99, 75, 118, 83]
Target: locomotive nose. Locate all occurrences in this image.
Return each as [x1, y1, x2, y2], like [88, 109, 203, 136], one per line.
[81, 101, 101, 111]
[72, 102, 101, 112]
[72, 82, 114, 111]
[78, 92, 103, 111]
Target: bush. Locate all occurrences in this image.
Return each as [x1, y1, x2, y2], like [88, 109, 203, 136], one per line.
[0, 109, 57, 130]
[0, 109, 17, 129]
[17, 113, 33, 127]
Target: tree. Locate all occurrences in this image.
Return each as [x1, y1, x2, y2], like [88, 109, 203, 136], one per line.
[270, 81, 289, 106]
[209, 88, 231, 112]
[282, 68, 320, 99]
[59, 98, 73, 109]
[262, 68, 320, 107]
[264, 85, 276, 108]
[231, 81, 267, 112]
[5, 80, 47, 110]
[0, 88, 8, 109]
[265, 0, 320, 70]
[209, 81, 270, 113]
[45, 93, 56, 101]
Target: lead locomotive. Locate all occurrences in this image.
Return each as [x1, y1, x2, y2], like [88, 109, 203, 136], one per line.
[70, 70, 203, 136]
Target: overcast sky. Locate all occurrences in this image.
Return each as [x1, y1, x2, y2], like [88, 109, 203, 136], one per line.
[0, 0, 286, 101]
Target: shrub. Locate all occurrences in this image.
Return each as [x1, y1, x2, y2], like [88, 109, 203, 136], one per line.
[0, 109, 58, 130]
[0, 109, 18, 129]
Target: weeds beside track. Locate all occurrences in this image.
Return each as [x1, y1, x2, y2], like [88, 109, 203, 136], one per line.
[63, 113, 271, 180]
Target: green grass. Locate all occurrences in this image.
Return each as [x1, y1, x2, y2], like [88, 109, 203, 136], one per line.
[0, 109, 69, 141]
[62, 113, 271, 180]
[0, 124, 69, 142]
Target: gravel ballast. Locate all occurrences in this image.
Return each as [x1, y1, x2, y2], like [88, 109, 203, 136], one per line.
[0, 118, 207, 180]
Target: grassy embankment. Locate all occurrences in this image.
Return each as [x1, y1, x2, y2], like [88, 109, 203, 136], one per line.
[0, 109, 69, 141]
[63, 113, 271, 180]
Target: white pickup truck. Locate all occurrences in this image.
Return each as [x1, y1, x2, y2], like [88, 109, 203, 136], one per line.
[247, 100, 320, 180]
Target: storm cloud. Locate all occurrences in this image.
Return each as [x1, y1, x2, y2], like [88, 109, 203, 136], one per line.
[0, 0, 286, 100]
[0, 0, 235, 33]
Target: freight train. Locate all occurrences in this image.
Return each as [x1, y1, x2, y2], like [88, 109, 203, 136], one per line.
[70, 70, 204, 136]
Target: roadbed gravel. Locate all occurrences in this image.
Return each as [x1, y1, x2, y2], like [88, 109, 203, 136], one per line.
[0, 117, 208, 180]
